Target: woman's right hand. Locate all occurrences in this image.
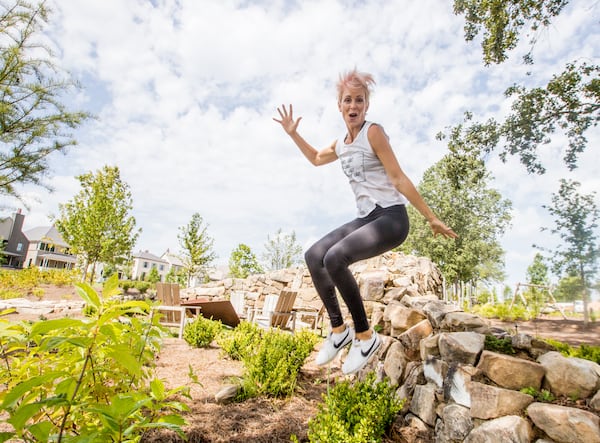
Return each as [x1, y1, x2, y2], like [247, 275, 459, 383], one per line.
[273, 104, 302, 135]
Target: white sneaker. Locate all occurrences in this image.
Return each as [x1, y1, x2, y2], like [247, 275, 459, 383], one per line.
[342, 331, 381, 374]
[315, 326, 354, 366]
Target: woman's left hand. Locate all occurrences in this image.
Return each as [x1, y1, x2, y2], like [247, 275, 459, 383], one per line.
[429, 218, 458, 239]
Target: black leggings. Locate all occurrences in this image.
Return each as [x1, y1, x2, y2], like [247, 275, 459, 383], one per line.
[304, 204, 409, 333]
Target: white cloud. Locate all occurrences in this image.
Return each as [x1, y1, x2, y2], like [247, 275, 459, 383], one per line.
[1, 0, 598, 286]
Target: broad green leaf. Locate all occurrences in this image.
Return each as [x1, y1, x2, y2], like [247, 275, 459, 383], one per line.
[75, 282, 101, 310]
[102, 273, 121, 298]
[7, 402, 45, 430]
[0, 432, 16, 443]
[150, 378, 165, 400]
[39, 335, 91, 352]
[30, 318, 85, 337]
[27, 420, 54, 442]
[108, 345, 142, 377]
[2, 373, 63, 408]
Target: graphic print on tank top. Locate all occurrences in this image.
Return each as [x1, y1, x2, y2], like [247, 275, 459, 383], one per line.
[340, 151, 366, 182]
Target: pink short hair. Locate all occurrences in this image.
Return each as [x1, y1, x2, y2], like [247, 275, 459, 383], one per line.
[336, 69, 376, 102]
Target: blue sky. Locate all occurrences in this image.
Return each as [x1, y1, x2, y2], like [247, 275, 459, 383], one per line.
[2, 0, 599, 288]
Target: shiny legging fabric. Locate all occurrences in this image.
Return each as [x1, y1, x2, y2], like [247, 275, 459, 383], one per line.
[304, 204, 409, 333]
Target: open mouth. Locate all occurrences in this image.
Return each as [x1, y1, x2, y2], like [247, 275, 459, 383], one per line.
[349, 112, 358, 118]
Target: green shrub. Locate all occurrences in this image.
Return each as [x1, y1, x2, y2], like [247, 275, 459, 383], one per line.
[217, 320, 263, 360]
[520, 386, 555, 402]
[183, 315, 222, 347]
[544, 339, 600, 364]
[308, 372, 404, 443]
[470, 302, 533, 321]
[237, 329, 318, 400]
[0, 268, 78, 299]
[0, 274, 189, 442]
[484, 334, 516, 355]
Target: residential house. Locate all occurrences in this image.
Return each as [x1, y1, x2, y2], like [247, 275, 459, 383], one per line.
[161, 249, 184, 277]
[0, 209, 28, 268]
[131, 250, 169, 281]
[22, 225, 77, 270]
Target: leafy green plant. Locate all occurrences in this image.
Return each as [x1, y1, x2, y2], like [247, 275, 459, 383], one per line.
[0, 274, 189, 442]
[520, 387, 555, 403]
[544, 339, 600, 364]
[484, 334, 516, 355]
[308, 372, 404, 443]
[183, 315, 222, 348]
[236, 329, 317, 400]
[0, 268, 78, 299]
[217, 320, 263, 361]
[470, 302, 533, 321]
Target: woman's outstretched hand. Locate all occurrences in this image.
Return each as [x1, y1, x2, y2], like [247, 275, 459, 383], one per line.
[273, 104, 301, 135]
[429, 218, 458, 239]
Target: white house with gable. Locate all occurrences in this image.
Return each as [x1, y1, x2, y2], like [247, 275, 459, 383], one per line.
[131, 250, 169, 281]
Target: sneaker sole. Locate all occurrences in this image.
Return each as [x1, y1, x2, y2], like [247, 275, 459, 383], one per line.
[342, 338, 381, 374]
[315, 333, 354, 366]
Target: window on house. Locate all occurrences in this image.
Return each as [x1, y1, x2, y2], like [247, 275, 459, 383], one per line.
[159, 265, 164, 271]
[16, 243, 23, 252]
[143, 261, 148, 268]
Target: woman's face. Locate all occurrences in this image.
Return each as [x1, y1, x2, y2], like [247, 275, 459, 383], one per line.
[338, 86, 369, 129]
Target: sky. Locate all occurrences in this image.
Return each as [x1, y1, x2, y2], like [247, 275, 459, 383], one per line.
[1, 0, 599, 289]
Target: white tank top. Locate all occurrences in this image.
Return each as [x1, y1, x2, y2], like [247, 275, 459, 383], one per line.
[335, 121, 408, 217]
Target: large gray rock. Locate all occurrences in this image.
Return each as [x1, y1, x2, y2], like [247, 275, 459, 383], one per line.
[477, 350, 546, 390]
[359, 270, 387, 301]
[423, 300, 462, 329]
[468, 381, 534, 419]
[409, 383, 438, 426]
[439, 312, 490, 333]
[383, 340, 408, 386]
[438, 332, 485, 366]
[527, 402, 600, 443]
[538, 351, 600, 398]
[434, 404, 473, 443]
[384, 302, 427, 335]
[398, 319, 434, 360]
[464, 415, 532, 443]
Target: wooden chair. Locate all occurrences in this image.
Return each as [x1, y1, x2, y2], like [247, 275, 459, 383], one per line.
[250, 289, 298, 331]
[154, 282, 200, 338]
[294, 303, 326, 336]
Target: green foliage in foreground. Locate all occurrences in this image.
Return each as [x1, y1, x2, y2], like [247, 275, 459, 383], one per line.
[218, 322, 317, 400]
[183, 315, 222, 348]
[308, 372, 404, 443]
[0, 275, 189, 442]
[544, 339, 600, 365]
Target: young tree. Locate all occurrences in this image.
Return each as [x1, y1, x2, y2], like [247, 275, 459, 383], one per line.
[451, 1, 599, 174]
[229, 243, 263, 278]
[0, 1, 89, 200]
[146, 267, 161, 284]
[537, 178, 599, 325]
[399, 141, 512, 287]
[177, 213, 217, 287]
[526, 253, 550, 287]
[54, 165, 140, 282]
[262, 228, 303, 271]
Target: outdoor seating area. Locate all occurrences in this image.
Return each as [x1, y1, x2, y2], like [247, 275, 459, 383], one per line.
[154, 284, 327, 337]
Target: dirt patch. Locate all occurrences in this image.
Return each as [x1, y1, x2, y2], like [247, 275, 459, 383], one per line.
[488, 316, 600, 347]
